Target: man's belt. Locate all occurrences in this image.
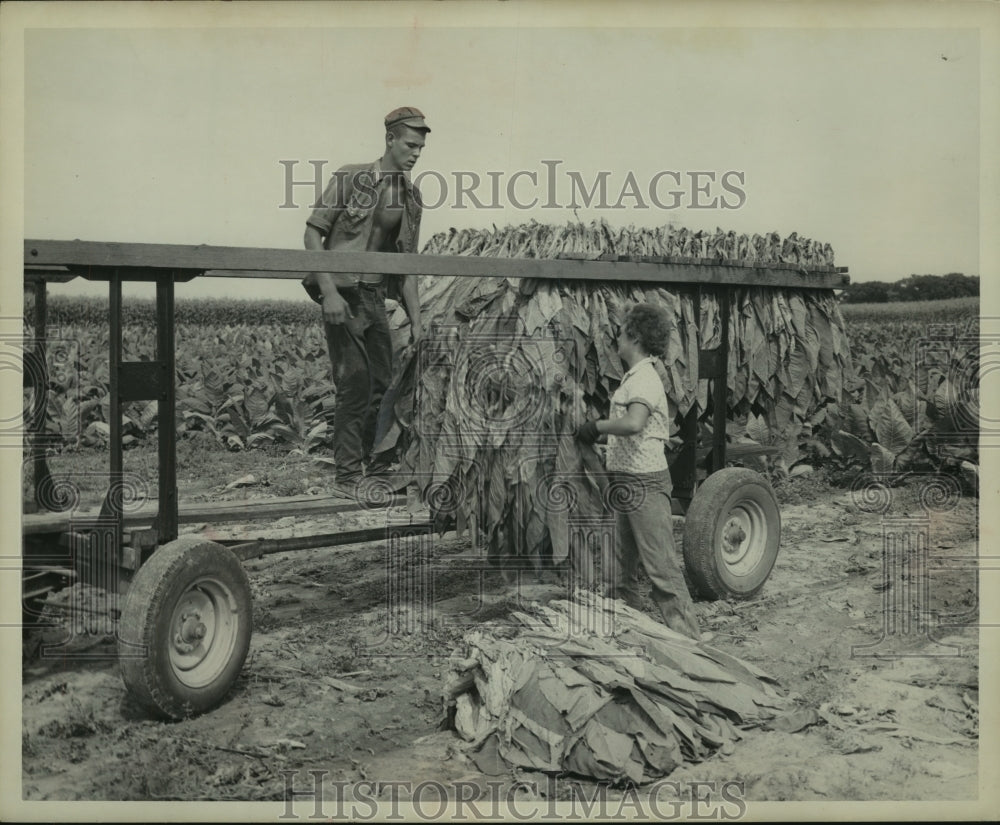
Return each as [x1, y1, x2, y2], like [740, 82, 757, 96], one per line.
[301, 272, 384, 304]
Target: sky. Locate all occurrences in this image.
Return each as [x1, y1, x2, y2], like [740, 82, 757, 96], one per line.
[16, 17, 985, 302]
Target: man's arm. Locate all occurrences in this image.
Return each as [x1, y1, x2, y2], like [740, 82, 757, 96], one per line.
[400, 275, 422, 342]
[304, 225, 351, 325]
[399, 184, 423, 342]
[304, 165, 355, 326]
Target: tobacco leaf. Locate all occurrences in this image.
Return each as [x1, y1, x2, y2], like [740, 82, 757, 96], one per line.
[830, 429, 870, 463]
[870, 442, 896, 474]
[872, 399, 914, 456]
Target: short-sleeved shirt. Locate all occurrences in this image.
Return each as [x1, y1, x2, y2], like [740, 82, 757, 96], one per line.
[302, 158, 422, 301]
[605, 356, 672, 473]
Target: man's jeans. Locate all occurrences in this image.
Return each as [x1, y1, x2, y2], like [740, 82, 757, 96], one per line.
[322, 284, 393, 484]
[604, 469, 701, 639]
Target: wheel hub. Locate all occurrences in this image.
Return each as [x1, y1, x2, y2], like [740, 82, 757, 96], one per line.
[174, 613, 207, 652]
[719, 501, 768, 575]
[167, 579, 240, 688]
[723, 519, 747, 549]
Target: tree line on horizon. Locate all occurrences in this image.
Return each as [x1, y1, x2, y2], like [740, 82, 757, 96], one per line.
[843, 272, 979, 304]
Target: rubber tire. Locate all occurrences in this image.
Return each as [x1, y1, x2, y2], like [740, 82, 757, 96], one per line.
[119, 537, 252, 720]
[682, 468, 780, 600]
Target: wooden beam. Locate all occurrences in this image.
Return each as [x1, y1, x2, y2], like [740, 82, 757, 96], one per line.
[21, 492, 410, 535]
[25, 239, 849, 289]
[24, 266, 78, 284]
[228, 522, 434, 560]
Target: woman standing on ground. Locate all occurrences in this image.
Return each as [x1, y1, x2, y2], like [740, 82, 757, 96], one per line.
[576, 302, 702, 640]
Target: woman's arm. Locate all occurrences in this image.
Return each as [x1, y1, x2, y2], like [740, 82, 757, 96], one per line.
[596, 403, 649, 436]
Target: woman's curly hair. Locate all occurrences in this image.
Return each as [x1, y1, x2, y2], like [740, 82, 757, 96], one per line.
[621, 302, 672, 358]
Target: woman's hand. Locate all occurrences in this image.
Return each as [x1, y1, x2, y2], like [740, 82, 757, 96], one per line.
[575, 420, 602, 444]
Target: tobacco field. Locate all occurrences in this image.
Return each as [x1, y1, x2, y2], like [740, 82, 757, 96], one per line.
[26, 295, 979, 484]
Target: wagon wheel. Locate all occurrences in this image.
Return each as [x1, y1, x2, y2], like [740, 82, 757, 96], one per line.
[682, 468, 780, 600]
[119, 537, 252, 720]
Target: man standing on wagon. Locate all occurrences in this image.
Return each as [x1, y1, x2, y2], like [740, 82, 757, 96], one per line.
[302, 107, 428, 498]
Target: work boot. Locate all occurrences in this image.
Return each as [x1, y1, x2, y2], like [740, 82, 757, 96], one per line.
[365, 452, 398, 478]
[364, 457, 408, 493]
[330, 478, 361, 501]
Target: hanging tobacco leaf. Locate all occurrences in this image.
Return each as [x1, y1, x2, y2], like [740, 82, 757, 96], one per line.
[376, 221, 850, 567]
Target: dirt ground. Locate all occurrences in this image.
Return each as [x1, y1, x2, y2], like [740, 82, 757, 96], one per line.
[20, 475, 981, 806]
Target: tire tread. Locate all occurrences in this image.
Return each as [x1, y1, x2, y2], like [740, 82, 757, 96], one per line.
[118, 537, 251, 720]
[682, 468, 780, 600]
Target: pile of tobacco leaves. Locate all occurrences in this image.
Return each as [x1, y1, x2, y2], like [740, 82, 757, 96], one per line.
[446, 590, 793, 784]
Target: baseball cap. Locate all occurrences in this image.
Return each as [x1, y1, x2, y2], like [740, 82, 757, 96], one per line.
[384, 106, 431, 133]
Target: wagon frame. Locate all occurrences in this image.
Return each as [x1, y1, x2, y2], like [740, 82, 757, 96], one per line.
[21, 239, 848, 717]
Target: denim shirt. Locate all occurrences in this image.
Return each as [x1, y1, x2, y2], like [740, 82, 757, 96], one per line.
[303, 158, 422, 301]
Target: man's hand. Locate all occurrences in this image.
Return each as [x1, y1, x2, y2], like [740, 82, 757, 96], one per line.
[322, 290, 352, 325]
[575, 420, 602, 445]
[401, 276, 422, 346]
